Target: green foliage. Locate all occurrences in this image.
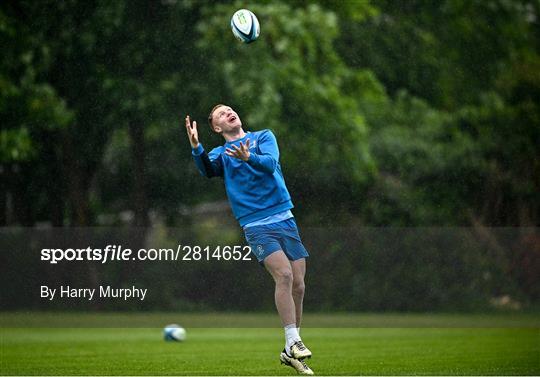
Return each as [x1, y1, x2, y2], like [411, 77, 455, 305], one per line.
[3, 0, 536, 227]
[364, 91, 482, 224]
[339, 0, 536, 109]
[335, 0, 539, 226]
[0, 7, 73, 164]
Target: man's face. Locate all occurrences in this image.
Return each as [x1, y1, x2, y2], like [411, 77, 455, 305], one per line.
[211, 105, 242, 133]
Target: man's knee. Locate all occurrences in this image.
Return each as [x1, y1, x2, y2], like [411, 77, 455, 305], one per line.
[274, 267, 293, 286]
[292, 279, 305, 297]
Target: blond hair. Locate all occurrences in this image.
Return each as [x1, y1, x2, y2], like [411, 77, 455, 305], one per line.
[207, 103, 226, 131]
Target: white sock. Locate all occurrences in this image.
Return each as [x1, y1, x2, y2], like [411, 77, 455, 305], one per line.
[297, 327, 300, 336]
[284, 323, 301, 353]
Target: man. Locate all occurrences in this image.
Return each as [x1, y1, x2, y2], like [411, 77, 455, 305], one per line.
[185, 104, 314, 375]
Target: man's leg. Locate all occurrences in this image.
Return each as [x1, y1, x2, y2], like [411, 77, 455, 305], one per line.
[291, 258, 306, 329]
[265, 251, 312, 360]
[264, 250, 296, 326]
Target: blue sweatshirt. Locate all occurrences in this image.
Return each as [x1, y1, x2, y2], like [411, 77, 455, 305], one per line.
[191, 129, 293, 226]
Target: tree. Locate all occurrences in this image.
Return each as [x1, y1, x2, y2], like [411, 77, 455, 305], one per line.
[0, 4, 73, 225]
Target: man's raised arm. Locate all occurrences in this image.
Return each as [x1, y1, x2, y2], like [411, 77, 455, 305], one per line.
[185, 115, 222, 178]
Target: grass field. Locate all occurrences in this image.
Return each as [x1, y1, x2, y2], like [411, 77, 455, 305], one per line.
[1, 313, 539, 375]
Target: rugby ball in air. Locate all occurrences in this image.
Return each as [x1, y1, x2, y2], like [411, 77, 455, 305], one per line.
[231, 9, 260, 43]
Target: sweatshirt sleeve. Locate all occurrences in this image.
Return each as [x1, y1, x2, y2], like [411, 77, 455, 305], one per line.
[246, 130, 279, 174]
[192, 144, 223, 178]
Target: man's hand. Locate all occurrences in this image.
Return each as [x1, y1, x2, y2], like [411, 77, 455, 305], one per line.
[185, 115, 199, 148]
[225, 139, 251, 161]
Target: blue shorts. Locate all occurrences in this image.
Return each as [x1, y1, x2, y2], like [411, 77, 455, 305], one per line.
[244, 218, 309, 264]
